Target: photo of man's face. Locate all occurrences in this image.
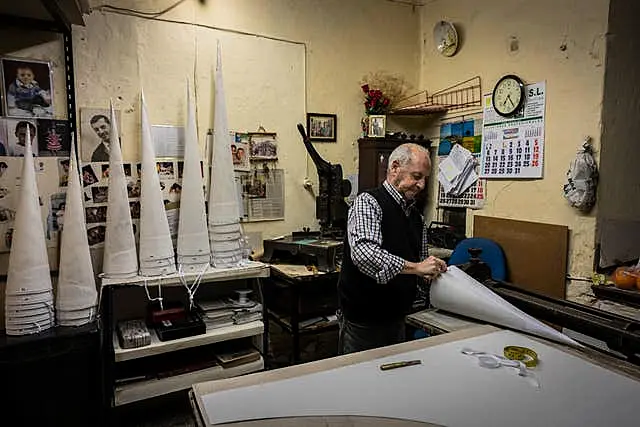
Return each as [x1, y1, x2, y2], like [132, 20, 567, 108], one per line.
[91, 116, 111, 142]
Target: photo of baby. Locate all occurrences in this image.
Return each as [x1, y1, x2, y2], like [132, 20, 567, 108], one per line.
[1, 58, 53, 118]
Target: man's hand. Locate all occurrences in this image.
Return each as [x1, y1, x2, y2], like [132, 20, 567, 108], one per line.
[402, 256, 448, 280]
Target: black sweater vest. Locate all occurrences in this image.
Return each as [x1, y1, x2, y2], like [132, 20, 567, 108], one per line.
[338, 185, 423, 323]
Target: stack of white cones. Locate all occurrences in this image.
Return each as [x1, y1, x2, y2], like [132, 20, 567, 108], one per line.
[139, 92, 177, 276]
[56, 138, 98, 326]
[177, 82, 211, 273]
[103, 102, 139, 279]
[4, 126, 54, 335]
[208, 41, 247, 268]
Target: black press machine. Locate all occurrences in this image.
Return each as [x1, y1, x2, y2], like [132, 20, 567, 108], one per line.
[261, 124, 351, 272]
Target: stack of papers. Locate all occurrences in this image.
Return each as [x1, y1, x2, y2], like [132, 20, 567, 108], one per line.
[197, 298, 263, 329]
[437, 144, 478, 196]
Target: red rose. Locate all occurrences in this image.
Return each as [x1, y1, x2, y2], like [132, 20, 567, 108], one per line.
[361, 84, 370, 93]
[383, 98, 390, 106]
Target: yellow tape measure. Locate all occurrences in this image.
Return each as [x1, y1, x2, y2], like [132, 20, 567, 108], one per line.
[503, 346, 539, 368]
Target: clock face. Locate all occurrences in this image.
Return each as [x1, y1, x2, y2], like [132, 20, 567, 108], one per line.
[492, 75, 524, 117]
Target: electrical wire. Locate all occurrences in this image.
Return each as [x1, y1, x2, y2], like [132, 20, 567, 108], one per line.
[93, 0, 189, 18]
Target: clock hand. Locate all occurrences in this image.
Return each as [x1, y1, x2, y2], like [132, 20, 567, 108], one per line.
[506, 94, 515, 107]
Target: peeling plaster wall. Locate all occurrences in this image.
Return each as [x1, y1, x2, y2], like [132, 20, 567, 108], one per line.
[418, 0, 609, 302]
[74, 0, 421, 248]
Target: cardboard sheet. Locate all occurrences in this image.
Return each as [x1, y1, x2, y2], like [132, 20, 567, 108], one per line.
[200, 330, 638, 426]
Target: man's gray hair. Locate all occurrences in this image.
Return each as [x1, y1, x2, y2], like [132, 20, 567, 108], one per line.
[387, 143, 430, 172]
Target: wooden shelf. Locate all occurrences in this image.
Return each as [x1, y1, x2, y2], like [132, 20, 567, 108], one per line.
[101, 261, 270, 288]
[113, 321, 264, 362]
[114, 356, 264, 406]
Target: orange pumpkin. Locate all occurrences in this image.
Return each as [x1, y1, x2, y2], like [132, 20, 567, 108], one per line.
[613, 267, 637, 290]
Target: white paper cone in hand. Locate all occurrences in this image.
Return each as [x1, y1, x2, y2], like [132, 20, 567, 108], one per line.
[177, 80, 211, 270]
[430, 266, 580, 347]
[56, 137, 98, 314]
[6, 125, 52, 296]
[103, 101, 138, 279]
[139, 90, 176, 276]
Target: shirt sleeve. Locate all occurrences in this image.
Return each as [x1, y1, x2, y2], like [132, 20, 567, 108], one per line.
[421, 219, 429, 260]
[347, 193, 406, 284]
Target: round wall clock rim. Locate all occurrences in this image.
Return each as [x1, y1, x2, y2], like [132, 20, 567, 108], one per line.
[492, 74, 525, 117]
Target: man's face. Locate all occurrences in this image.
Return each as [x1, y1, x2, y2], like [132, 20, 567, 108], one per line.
[389, 150, 431, 200]
[91, 118, 110, 142]
[16, 126, 35, 146]
[16, 68, 34, 85]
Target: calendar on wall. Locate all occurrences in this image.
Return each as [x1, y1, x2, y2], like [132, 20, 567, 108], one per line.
[480, 81, 546, 179]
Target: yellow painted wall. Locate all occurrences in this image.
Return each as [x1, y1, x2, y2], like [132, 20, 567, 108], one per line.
[419, 0, 609, 300]
[74, 0, 421, 248]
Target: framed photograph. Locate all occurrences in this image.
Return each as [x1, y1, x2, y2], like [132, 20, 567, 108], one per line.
[1, 57, 54, 119]
[307, 113, 337, 142]
[5, 118, 38, 156]
[249, 132, 278, 161]
[368, 114, 386, 138]
[37, 119, 70, 156]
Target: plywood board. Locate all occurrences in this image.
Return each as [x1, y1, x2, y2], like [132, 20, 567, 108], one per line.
[194, 327, 640, 427]
[473, 216, 568, 298]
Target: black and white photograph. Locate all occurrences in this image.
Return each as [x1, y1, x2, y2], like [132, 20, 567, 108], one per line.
[85, 206, 107, 224]
[123, 163, 132, 177]
[307, 113, 337, 142]
[49, 193, 66, 232]
[368, 114, 386, 138]
[129, 201, 140, 219]
[0, 119, 8, 156]
[58, 158, 70, 187]
[127, 180, 141, 198]
[80, 107, 121, 162]
[37, 119, 70, 156]
[156, 161, 174, 179]
[249, 133, 277, 160]
[5, 119, 38, 156]
[81, 164, 99, 187]
[0, 161, 7, 178]
[87, 224, 106, 247]
[1, 57, 53, 118]
[91, 186, 109, 203]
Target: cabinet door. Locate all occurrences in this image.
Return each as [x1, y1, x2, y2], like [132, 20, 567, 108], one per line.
[376, 149, 394, 187]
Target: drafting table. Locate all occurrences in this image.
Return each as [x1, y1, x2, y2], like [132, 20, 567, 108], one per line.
[191, 325, 640, 427]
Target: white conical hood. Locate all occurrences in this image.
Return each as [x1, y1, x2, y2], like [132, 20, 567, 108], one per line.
[431, 266, 580, 347]
[103, 101, 138, 279]
[5, 124, 53, 295]
[56, 137, 98, 314]
[139, 90, 176, 276]
[208, 40, 241, 224]
[177, 80, 211, 271]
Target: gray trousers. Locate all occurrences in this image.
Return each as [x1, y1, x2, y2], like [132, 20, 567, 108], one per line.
[338, 311, 406, 355]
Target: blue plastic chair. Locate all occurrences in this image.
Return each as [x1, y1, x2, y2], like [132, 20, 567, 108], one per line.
[447, 237, 507, 281]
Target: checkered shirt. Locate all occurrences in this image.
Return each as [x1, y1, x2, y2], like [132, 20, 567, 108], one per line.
[347, 180, 429, 284]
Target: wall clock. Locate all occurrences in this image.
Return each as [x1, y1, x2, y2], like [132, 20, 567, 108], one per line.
[492, 74, 525, 117]
[433, 21, 458, 57]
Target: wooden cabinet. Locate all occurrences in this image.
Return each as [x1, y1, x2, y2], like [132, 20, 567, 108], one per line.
[357, 137, 432, 208]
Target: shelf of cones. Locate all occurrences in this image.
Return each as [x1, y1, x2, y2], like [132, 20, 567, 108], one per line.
[113, 320, 264, 362]
[114, 356, 263, 406]
[101, 261, 269, 288]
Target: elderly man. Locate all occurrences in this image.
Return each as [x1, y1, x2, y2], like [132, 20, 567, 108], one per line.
[337, 143, 447, 354]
